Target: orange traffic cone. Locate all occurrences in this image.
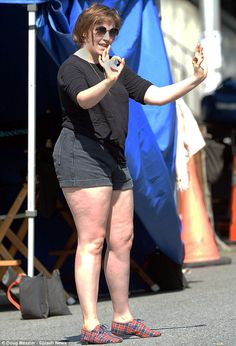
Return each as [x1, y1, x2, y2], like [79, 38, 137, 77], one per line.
[229, 155, 236, 242]
[180, 158, 220, 266]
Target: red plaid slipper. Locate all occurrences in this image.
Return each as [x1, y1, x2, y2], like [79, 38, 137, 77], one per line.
[81, 324, 123, 344]
[111, 319, 161, 338]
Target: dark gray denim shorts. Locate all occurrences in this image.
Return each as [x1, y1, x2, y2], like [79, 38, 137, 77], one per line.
[53, 128, 133, 190]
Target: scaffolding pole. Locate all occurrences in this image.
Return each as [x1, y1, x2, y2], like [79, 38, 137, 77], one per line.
[199, 0, 222, 94]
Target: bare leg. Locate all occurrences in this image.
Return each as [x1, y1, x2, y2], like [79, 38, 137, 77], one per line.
[63, 186, 113, 331]
[104, 189, 134, 322]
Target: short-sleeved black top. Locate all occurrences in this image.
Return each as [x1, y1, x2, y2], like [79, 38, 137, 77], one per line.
[57, 55, 152, 163]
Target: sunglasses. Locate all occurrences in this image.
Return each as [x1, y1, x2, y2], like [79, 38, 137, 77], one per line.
[94, 26, 119, 39]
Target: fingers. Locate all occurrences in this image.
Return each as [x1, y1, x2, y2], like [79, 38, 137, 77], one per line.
[101, 47, 106, 62]
[192, 43, 205, 68]
[192, 43, 208, 78]
[195, 42, 202, 52]
[120, 58, 126, 73]
[101, 45, 111, 63]
[99, 50, 125, 80]
[111, 55, 122, 62]
[109, 56, 123, 72]
[110, 55, 122, 67]
[98, 54, 103, 66]
[107, 44, 111, 56]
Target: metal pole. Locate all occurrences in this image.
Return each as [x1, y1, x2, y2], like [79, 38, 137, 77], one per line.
[199, 0, 222, 94]
[156, 0, 161, 19]
[27, 3, 37, 277]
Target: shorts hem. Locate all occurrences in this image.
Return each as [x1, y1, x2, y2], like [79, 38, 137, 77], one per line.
[58, 179, 133, 190]
[113, 181, 133, 190]
[59, 178, 112, 189]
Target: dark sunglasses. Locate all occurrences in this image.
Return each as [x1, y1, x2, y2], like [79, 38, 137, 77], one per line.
[94, 26, 119, 39]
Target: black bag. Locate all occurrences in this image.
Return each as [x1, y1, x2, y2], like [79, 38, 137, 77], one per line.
[7, 269, 71, 319]
[47, 269, 72, 317]
[202, 78, 236, 124]
[19, 273, 49, 319]
[143, 249, 188, 291]
[205, 138, 225, 185]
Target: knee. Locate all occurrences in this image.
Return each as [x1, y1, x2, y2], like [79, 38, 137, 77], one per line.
[123, 231, 134, 252]
[80, 235, 105, 256]
[124, 222, 134, 248]
[110, 227, 134, 253]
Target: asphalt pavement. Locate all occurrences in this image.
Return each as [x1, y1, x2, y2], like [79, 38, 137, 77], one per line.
[0, 246, 236, 346]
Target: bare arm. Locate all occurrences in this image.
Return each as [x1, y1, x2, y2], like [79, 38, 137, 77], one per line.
[144, 43, 208, 106]
[144, 75, 204, 106]
[77, 78, 114, 109]
[77, 45, 125, 109]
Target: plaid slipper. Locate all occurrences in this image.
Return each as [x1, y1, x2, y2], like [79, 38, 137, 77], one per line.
[81, 324, 123, 344]
[111, 319, 161, 338]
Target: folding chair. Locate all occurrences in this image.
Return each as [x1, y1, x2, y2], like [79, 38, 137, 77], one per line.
[0, 182, 72, 302]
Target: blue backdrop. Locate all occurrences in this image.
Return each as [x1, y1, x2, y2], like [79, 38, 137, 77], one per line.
[0, 0, 184, 264]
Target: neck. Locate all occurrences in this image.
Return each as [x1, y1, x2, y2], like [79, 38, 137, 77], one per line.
[75, 48, 99, 64]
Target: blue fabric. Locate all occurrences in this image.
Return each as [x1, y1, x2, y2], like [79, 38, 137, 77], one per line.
[0, 0, 48, 3]
[36, 0, 184, 264]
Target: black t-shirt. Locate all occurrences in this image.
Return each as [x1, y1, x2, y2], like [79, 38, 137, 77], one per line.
[57, 55, 152, 163]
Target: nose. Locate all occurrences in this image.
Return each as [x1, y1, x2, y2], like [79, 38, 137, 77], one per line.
[103, 30, 110, 40]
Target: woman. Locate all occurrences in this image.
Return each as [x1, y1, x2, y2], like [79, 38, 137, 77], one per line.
[53, 3, 207, 344]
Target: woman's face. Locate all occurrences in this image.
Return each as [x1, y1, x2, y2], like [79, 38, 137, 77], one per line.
[83, 19, 118, 58]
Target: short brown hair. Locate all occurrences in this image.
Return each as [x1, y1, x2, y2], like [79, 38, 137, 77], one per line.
[72, 3, 121, 46]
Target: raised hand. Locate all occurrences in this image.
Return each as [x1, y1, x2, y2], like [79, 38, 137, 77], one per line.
[98, 45, 125, 82]
[192, 43, 208, 81]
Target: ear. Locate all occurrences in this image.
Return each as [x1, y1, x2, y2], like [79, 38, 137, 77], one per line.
[82, 32, 87, 42]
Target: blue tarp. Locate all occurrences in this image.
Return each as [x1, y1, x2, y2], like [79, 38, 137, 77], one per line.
[1, 0, 184, 264]
[0, 1, 48, 3]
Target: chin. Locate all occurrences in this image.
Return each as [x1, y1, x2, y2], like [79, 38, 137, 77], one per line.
[97, 50, 104, 56]
[98, 47, 105, 52]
